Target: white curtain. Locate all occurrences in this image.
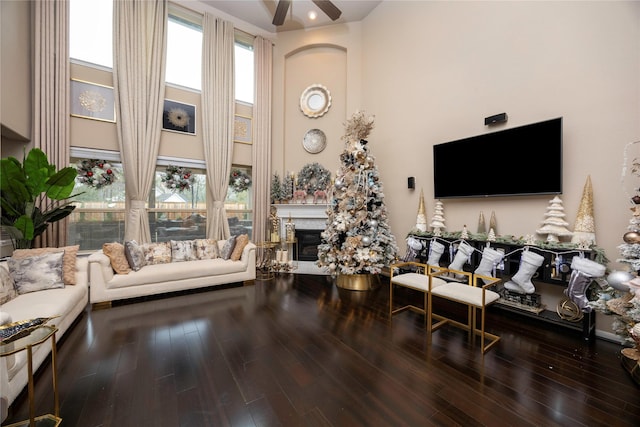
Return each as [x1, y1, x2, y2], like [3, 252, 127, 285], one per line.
[112, 0, 167, 243]
[32, 0, 70, 248]
[201, 14, 235, 240]
[251, 37, 273, 245]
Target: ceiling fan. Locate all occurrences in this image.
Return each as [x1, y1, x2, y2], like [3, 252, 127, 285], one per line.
[272, 0, 342, 26]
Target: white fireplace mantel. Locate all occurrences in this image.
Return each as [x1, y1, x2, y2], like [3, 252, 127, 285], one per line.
[271, 203, 329, 275]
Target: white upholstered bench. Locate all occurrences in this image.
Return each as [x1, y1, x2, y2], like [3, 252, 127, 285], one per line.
[389, 262, 448, 325]
[390, 262, 501, 354]
[428, 269, 501, 354]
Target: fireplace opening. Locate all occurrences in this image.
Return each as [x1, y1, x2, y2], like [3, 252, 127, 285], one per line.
[295, 229, 323, 261]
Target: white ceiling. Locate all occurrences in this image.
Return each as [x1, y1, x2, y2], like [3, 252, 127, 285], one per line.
[199, 0, 383, 33]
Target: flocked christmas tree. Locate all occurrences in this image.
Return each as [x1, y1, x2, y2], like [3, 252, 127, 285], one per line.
[270, 172, 283, 203]
[590, 141, 640, 350]
[316, 111, 398, 276]
[282, 173, 294, 202]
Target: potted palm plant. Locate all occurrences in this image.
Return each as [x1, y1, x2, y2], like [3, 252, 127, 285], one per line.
[0, 148, 78, 249]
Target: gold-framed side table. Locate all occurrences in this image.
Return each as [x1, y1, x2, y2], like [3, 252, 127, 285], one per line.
[0, 325, 61, 427]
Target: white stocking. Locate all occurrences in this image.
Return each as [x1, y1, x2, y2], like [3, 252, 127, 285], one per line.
[504, 250, 545, 294]
[427, 241, 445, 267]
[474, 247, 504, 284]
[448, 241, 474, 278]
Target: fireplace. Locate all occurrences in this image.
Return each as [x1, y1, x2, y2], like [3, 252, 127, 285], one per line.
[272, 203, 328, 275]
[295, 229, 323, 261]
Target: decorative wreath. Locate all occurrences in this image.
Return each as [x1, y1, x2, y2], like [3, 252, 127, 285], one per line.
[229, 169, 252, 193]
[76, 159, 117, 189]
[297, 162, 332, 195]
[161, 165, 195, 192]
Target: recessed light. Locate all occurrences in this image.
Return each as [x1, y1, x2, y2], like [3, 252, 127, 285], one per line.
[308, 10, 317, 20]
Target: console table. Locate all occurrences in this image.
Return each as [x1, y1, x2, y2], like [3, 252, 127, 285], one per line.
[405, 234, 605, 340]
[0, 325, 61, 427]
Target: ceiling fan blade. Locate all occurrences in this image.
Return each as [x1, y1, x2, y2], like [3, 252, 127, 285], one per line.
[272, 0, 291, 26]
[312, 0, 342, 21]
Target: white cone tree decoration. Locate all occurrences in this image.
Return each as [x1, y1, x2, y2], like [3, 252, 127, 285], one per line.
[461, 224, 469, 239]
[536, 196, 573, 242]
[430, 200, 446, 236]
[415, 189, 428, 232]
[571, 175, 596, 246]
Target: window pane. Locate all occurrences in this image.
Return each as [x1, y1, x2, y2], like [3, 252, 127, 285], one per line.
[150, 167, 207, 242]
[226, 166, 253, 239]
[69, 0, 112, 68]
[235, 43, 254, 104]
[68, 159, 125, 250]
[166, 16, 202, 90]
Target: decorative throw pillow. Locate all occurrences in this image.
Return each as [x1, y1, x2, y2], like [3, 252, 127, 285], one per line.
[230, 234, 250, 261]
[0, 267, 18, 304]
[142, 242, 172, 265]
[220, 235, 237, 260]
[170, 240, 197, 262]
[102, 242, 131, 274]
[195, 239, 219, 260]
[12, 245, 80, 285]
[8, 251, 65, 294]
[125, 240, 146, 271]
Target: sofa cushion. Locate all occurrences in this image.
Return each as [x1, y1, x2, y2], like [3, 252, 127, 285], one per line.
[0, 268, 18, 305]
[142, 242, 172, 265]
[171, 240, 197, 262]
[220, 235, 237, 260]
[230, 234, 249, 261]
[8, 252, 65, 294]
[12, 245, 79, 285]
[125, 240, 146, 271]
[105, 258, 248, 289]
[195, 239, 219, 260]
[102, 242, 131, 274]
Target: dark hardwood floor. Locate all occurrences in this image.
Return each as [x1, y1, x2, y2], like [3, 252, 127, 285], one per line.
[4, 274, 640, 427]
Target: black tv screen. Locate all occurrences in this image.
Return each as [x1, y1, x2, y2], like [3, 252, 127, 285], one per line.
[433, 117, 562, 198]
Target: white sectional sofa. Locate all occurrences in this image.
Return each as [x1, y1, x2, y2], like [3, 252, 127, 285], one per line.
[88, 241, 256, 305]
[0, 256, 89, 422]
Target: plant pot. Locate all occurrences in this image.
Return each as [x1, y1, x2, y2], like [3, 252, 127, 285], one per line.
[336, 273, 380, 291]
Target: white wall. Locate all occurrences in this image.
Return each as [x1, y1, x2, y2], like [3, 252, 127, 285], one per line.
[359, 1, 639, 334]
[266, 1, 640, 337]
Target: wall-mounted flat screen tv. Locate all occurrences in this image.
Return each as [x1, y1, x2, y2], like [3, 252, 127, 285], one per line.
[433, 117, 562, 198]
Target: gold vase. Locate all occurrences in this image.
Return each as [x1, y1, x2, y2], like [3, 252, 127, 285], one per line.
[336, 273, 380, 291]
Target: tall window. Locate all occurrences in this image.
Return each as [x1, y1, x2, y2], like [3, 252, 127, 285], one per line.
[149, 162, 207, 242]
[71, 1, 254, 102]
[166, 14, 202, 90]
[68, 151, 125, 250]
[235, 40, 254, 104]
[69, 0, 112, 67]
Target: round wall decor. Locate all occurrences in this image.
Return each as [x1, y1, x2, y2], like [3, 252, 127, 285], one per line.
[300, 84, 331, 118]
[302, 129, 327, 154]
